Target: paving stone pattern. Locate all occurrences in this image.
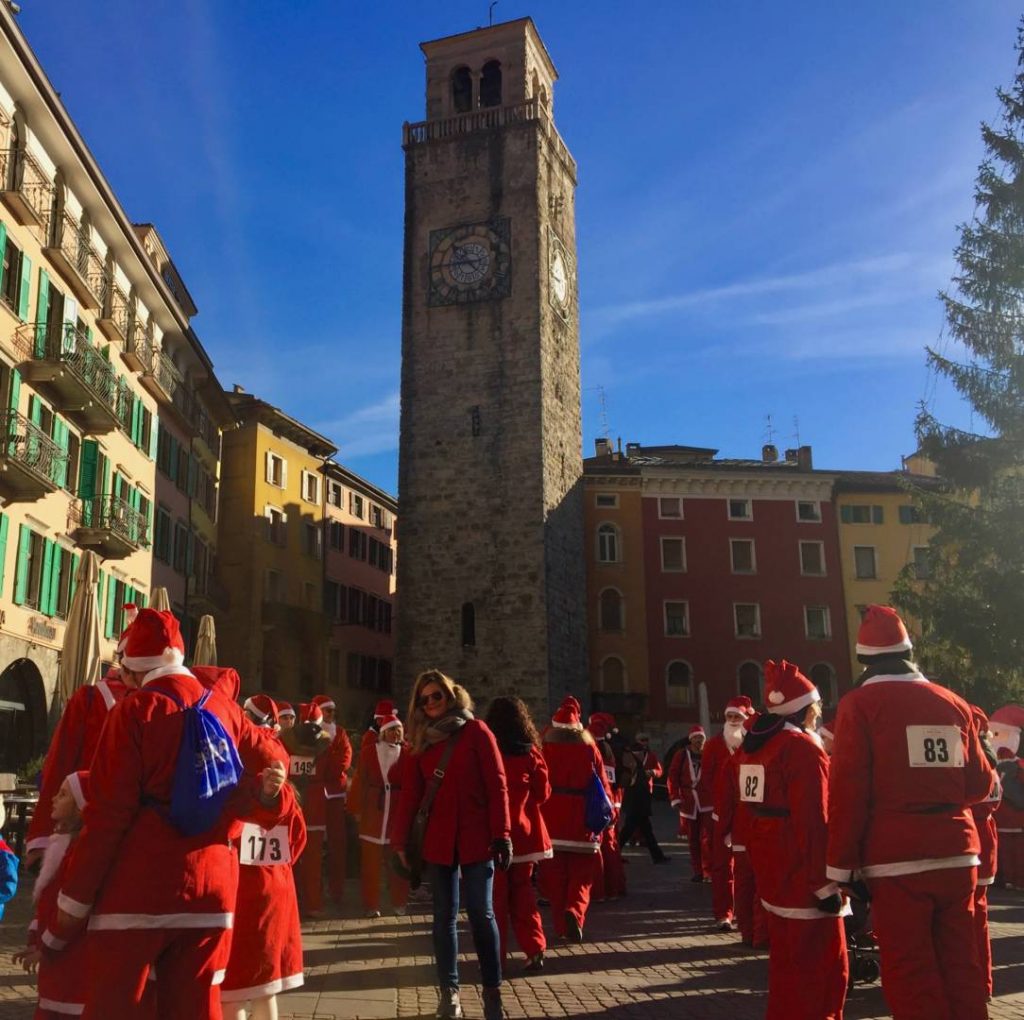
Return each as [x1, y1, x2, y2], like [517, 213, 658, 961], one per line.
[2, 812, 1023, 1018]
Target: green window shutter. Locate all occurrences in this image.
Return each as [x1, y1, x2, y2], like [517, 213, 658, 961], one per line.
[78, 438, 98, 498]
[12, 525, 30, 605]
[38, 539, 54, 615]
[137, 590, 146, 610]
[104, 574, 117, 638]
[8, 369, 20, 414]
[0, 221, 7, 295]
[130, 397, 140, 446]
[839, 505, 852, 524]
[68, 552, 79, 605]
[872, 505, 884, 525]
[97, 453, 109, 497]
[0, 514, 9, 596]
[34, 269, 49, 357]
[149, 417, 159, 460]
[17, 253, 31, 321]
[46, 543, 62, 616]
[28, 395, 41, 427]
[53, 420, 69, 488]
[97, 570, 105, 626]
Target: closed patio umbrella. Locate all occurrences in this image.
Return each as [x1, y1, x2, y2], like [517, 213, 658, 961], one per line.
[193, 614, 217, 666]
[149, 587, 171, 612]
[55, 550, 102, 712]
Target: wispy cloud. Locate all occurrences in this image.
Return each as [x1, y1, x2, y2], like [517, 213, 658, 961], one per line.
[315, 390, 400, 459]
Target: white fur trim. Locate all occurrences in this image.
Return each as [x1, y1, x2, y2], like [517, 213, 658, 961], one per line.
[819, 725, 834, 741]
[826, 866, 853, 883]
[511, 847, 554, 864]
[57, 891, 92, 918]
[141, 664, 197, 684]
[96, 680, 117, 710]
[25, 835, 50, 853]
[858, 854, 979, 879]
[760, 898, 852, 920]
[243, 697, 271, 726]
[550, 838, 600, 853]
[123, 646, 185, 672]
[66, 772, 87, 811]
[379, 718, 403, 733]
[211, 969, 226, 986]
[732, 844, 746, 852]
[41, 929, 69, 950]
[220, 972, 305, 1001]
[767, 686, 820, 717]
[856, 638, 912, 656]
[860, 672, 928, 687]
[552, 720, 583, 730]
[315, 699, 336, 710]
[37, 999, 83, 1015]
[814, 883, 840, 899]
[978, 875, 996, 886]
[88, 911, 233, 930]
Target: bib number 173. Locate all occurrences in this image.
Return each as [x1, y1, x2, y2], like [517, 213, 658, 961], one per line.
[905, 726, 964, 768]
[239, 823, 292, 866]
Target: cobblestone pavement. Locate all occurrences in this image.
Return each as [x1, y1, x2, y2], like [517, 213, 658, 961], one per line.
[3, 809, 1023, 1018]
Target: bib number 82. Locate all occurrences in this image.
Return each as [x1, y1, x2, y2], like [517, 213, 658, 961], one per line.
[738, 764, 765, 803]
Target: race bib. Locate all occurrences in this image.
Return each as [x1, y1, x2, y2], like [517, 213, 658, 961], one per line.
[604, 766, 616, 786]
[738, 764, 765, 803]
[289, 756, 315, 778]
[905, 726, 964, 768]
[239, 823, 291, 866]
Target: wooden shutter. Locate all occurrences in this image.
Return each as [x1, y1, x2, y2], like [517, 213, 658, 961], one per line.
[17, 253, 30, 320]
[34, 269, 49, 357]
[130, 397, 141, 446]
[27, 394, 41, 426]
[78, 438, 98, 498]
[38, 539, 54, 615]
[68, 552, 79, 604]
[51, 419, 68, 488]
[0, 513, 9, 596]
[0, 221, 6, 295]
[45, 543, 62, 616]
[8, 368, 20, 413]
[12, 524, 30, 605]
[168, 436, 179, 482]
[104, 574, 117, 638]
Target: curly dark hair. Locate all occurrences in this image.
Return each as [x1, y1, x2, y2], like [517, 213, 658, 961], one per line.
[484, 696, 541, 754]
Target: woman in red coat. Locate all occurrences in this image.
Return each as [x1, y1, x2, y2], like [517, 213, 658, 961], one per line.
[539, 700, 609, 943]
[391, 671, 511, 1020]
[484, 696, 552, 973]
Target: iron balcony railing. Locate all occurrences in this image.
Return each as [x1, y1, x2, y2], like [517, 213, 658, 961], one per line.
[13, 321, 120, 409]
[99, 280, 130, 341]
[71, 494, 150, 548]
[0, 409, 68, 486]
[0, 146, 54, 225]
[46, 209, 105, 305]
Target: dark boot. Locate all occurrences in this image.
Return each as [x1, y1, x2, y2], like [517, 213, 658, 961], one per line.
[565, 911, 584, 943]
[522, 951, 545, 974]
[483, 986, 504, 1020]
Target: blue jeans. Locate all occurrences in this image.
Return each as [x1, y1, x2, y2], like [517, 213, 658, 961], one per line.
[428, 859, 502, 990]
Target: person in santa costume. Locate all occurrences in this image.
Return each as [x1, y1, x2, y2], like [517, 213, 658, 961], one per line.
[969, 706, 1001, 1000]
[360, 699, 396, 753]
[668, 725, 711, 882]
[221, 698, 306, 1020]
[741, 660, 847, 1019]
[618, 733, 669, 864]
[588, 713, 626, 901]
[279, 702, 335, 918]
[310, 694, 353, 910]
[49, 609, 287, 1019]
[827, 605, 995, 1020]
[989, 703, 1024, 888]
[244, 694, 281, 733]
[276, 703, 296, 731]
[539, 699, 611, 943]
[484, 696, 552, 973]
[347, 712, 409, 918]
[697, 695, 753, 930]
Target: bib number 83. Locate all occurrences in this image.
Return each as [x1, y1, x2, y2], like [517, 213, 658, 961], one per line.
[906, 726, 964, 768]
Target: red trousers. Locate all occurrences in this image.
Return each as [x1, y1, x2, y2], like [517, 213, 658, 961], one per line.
[709, 817, 734, 921]
[974, 883, 992, 998]
[593, 826, 627, 900]
[868, 866, 987, 1020]
[294, 828, 325, 915]
[764, 912, 847, 1020]
[539, 851, 597, 936]
[83, 928, 229, 1019]
[325, 798, 347, 904]
[683, 814, 712, 880]
[732, 850, 768, 947]
[492, 861, 546, 960]
[359, 840, 409, 912]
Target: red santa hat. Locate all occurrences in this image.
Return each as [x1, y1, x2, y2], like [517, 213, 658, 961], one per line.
[588, 716, 610, 739]
[590, 711, 617, 731]
[115, 602, 140, 656]
[552, 701, 582, 731]
[724, 695, 754, 718]
[276, 700, 296, 720]
[66, 770, 91, 811]
[298, 702, 323, 727]
[990, 704, 1024, 756]
[121, 609, 185, 674]
[856, 605, 913, 657]
[373, 699, 395, 720]
[689, 725, 706, 737]
[561, 695, 582, 715]
[378, 713, 403, 734]
[764, 659, 820, 717]
[243, 694, 280, 729]
[312, 694, 336, 712]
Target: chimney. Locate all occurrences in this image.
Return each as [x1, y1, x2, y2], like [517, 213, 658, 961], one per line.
[762, 444, 778, 463]
[784, 448, 798, 464]
[797, 445, 813, 471]
[594, 437, 613, 457]
[625, 442, 641, 458]
[232, 383, 245, 394]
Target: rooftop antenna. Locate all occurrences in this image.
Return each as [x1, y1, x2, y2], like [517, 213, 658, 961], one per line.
[792, 415, 801, 447]
[763, 413, 776, 446]
[489, 1, 498, 26]
[597, 385, 611, 439]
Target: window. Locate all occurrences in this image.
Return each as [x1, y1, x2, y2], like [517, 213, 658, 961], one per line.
[265, 451, 285, 488]
[370, 504, 384, 528]
[805, 606, 831, 640]
[730, 539, 756, 573]
[899, 504, 922, 525]
[346, 651, 361, 689]
[327, 480, 343, 507]
[799, 541, 825, 576]
[1, 234, 24, 314]
[854, 546, 877, 579]
[660, 537, 685, 571]
[329, 521, 344, 550]
[912, 546, 931, 580]
[264, 569, 284, 602]
[596, 523, 619, 563]
[173, 522, 189, 574]
[734, 603, 761, 638]
[797, 500, 821, 522]
[350, 492, 364, 519]
[738, 661, 763, 703]
[600, 656, 625, 692]
[595, 493, 618, 509]
[154, 507, 172, 563]
[666, 661, 694, 707]
[329, 648, 342, 687]
[452, 65, 473, 113]
[664, 601, 689, 637]
[304, 523, 322, 559]
[658, 497, 682, 518]
[599, 588, 624, 631]
[324, 581, 346, 622]
[52, 546, 73, 619]
[841, 504, 883, 524]
[461, 602, 476, 646]
[265, 507, 287, 547]
[347, 587, 366, 625]
[301, 470, 320, 505]
[810, 663, 838, 707]
[349, 528, 368, 560]
[480, 60, 502, 108]
[728, 498, 751, 520]
[64, 431, 80, 494]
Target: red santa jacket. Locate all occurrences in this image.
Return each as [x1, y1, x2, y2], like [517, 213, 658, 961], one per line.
[349, 738, 407, 844]
[540, 738, 609, 854]
[697, 733, 730, 817]
[971, 774, 1001, 886]
[391, 719, 510, 867]
[827, 672, 995, 883]
[280, 727, 334, 830]
[594, 736, 621, 808]
[323, 730, 353, 800]
[500, 745, 553, 864]
[994, 757, 1024, 836]
[714, 749, 754, 852]
[742, 724, 835, 917]
[668, 747, 702, 819]
[26, 677, 128, 853]
[57, 668, 287, 931]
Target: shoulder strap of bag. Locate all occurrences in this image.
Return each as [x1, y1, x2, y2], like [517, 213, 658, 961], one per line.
[416, 728, 464, 820]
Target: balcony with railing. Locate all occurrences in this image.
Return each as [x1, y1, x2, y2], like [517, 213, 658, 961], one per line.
[403, 97, 577, 180]
[121, 317, 150, 373]
[0, 147, 53, 228]
[43, 210, 105, 309]
[13, 322, 121, 433]
[0, 410, 68, 501]
[97, 280, 130, 345]
[140, 345, 199, 435]
[69, 494, 149, 559]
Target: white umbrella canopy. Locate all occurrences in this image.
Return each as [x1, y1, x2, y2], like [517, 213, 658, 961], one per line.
[55, 550, 102, 710]
[193, 614, 217, 667]
[149, 587, 171, 612]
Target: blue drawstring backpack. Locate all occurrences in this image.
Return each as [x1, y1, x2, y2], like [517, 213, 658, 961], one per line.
[154, 687, 244, 837]
[584, 766, 614, 834]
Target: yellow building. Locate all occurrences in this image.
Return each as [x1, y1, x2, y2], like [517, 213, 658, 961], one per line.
[216, 388, 336, 701]
[834, 471, 936, 678]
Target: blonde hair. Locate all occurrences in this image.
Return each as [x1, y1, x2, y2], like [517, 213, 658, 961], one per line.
[406, 669, 473, 753]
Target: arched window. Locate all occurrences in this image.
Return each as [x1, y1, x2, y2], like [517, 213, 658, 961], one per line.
[461, 601, 476, 646]
[810, 662, 837, 708]
[451, 66, 473, 113]
[738, 660, 763, 705]
[600, 656, 625, 692]
[666, 660, 694, 707]
[597, 523, 619, 563]
[480, 60, 502, 108]
[599, 588, 624, 631]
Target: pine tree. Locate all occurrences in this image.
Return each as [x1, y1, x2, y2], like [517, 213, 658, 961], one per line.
[893, 23, 1024, 709]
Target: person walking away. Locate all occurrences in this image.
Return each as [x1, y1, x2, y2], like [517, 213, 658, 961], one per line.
[618, 734, 670, 864]
[348, 713, 409, 917]
[310, 696, 353, 910]
[588, 713, 626, 900]
[969, 706, 1000, 1000]
[827, 605, 995, 1020]
[391, 670, 511, 1020]
[990, 704, 1024, 888]
[668, 726, 710, 881]
[742, 660, 847, 1019]
[484, 696, 551, 973]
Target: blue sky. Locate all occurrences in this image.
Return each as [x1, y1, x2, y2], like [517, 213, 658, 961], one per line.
[17, 1, 1021, 493]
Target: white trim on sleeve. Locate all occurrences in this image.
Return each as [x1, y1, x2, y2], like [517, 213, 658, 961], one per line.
[550, 838, 600, 853]
[825, 866, 853, 883]
[57, 892, 91, 918]
[88, 912, 234, 931]
[41, 929, 68, 950]
[37, 998, 83, 1015]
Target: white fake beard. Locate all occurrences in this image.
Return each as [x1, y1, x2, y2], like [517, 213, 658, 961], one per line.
[723, 723, 745, 751]
[34, 832, 72, 903]
[377, 740, 402, 773]
[323, 722, 337, 740]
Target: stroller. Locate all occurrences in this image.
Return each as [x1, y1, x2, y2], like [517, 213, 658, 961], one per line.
[844, 889, 881, 988]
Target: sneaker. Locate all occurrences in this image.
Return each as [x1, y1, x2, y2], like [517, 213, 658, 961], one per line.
[436, 988, 463, 1019]
[483, 986, 504, 1020]
[717, 918, 738, 932]
[522, 952, 545, 974]
[565, 911, 584, 943]
[364, 909, 382, 919]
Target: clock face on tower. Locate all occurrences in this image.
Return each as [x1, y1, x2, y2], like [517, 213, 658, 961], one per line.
[548, 230, 575, 322]
[428, 218, 512, 306]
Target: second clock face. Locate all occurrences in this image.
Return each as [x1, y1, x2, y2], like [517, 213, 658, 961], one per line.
[428, 219, 511, 306]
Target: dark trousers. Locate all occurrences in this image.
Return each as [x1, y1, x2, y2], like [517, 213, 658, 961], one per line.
[618, 812, 667, 862]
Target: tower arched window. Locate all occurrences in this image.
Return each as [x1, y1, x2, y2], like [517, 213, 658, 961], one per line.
[666, 660, 694, 707]
[738, 660, 763, 705]
[597, 523, 619, 563]
[480, 60, 502, 108]
[600, 656, 625, 692]
[599, 588, 624, 632]
[461, 601, 476, 646]
[451, 66, 473, 113]
[810, 662, 837, 708]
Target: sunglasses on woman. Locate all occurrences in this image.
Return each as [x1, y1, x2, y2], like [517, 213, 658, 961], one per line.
[417, 690, 446, 708]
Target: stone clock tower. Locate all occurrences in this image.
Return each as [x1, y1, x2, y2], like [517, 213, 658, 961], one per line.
[396, 18, 586, 718]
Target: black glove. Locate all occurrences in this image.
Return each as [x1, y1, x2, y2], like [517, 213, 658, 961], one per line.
[843, 879, 871, 903]
[491, 838, 513, 872]
[818, 893, 843, 916]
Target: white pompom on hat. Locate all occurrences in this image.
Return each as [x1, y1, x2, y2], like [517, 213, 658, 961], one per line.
[856, 605, 913, 657]
[764, 659, 820, 717]
[121, 609, 186, 674]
